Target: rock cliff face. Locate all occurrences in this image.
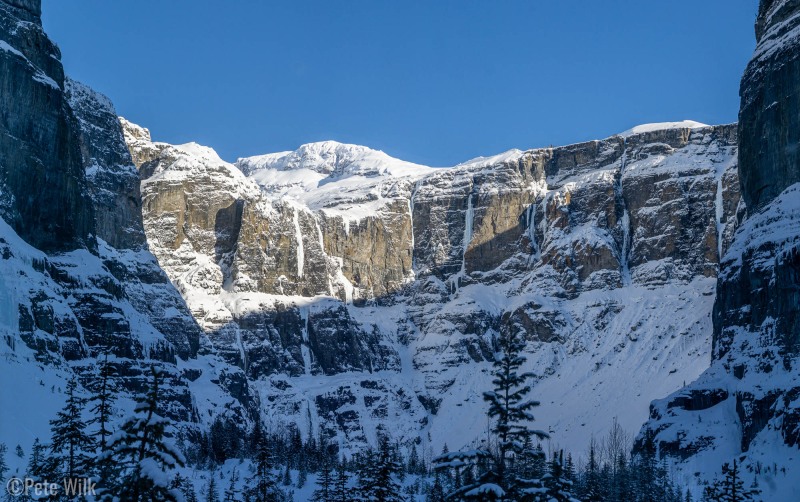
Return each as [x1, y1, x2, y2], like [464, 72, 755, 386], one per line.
[0, 0, 254, 461]
[124, 117, 741, 455]
[0, 0, 93, 251]
[638, 1, 800, 497]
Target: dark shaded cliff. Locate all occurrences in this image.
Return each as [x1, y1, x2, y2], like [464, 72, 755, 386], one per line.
[638, 1, 800, 495]
[739, 0, 800, 212]
[0, 0, 93, 251]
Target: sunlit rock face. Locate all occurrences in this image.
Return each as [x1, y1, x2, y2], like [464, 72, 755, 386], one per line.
[126, 115, 740, 456]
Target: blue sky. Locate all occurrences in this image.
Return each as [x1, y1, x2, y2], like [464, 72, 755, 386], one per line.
[43, 1, 758, 166]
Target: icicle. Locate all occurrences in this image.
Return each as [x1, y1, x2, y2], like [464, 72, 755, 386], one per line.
[715, 168, 725, 260]
[409, 181, 420, 275]
[300, 307, 312, 375]
[235, 326, 248, 373]
[463, 191, 474, 257]
[454, 183, 475, 292]
[293, 207, 305, 278]
[526, 203, 539, 258]
[619, 138, 632, 285]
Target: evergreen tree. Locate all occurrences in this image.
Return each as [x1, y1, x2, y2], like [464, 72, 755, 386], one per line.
[580, 437, 602, 502]
[633, 429, 660, 501]
[49, 378, 94, 481]
[426, 472, 446, 502]
[311, 459, 334, 502]
[109, 366, 185, 501]
[206, 474, 219, 502]
[483, 329, 548, 486]
[331, 461, 351, 502]
[245, 421, 280, 502]
[25, 439, 44, 478]
[703, 459, 760, 502]
[565, 453, 575, 479]
[89, 354, 117, 477]
[357, 437, 404, 502]
[612, 451, 632, 502]
[172, 473, 199, 502]
[407, 443, 422, 475]
[282, 464, 291, 486]
[434, 330, 547, 499]
[539, 453, 578, 502]
[27, 438, 60, 495]
[90, 354, 119, 496]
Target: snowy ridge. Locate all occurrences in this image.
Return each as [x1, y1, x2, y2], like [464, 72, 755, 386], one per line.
[237, 141, 437, 223]
[238, 140, 437, 177]
[617, 120, 709, 137]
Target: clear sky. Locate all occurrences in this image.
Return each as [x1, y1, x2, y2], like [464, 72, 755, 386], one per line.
[42, 0, 759, 167]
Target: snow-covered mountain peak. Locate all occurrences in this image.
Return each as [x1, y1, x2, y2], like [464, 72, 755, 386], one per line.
[618, 120, 709, 137]
[237, 139, 435, 179]
[172, 141, 230, 167]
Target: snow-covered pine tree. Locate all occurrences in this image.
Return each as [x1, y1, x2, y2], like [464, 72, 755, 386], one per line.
[90, 354, 118, 491]
[89, 355, 116, 453]
[538, 453, 579, 502]
[579, 437, 603, 501]
[185, 480, 199, 502]
[510, 440, 547, 500]
[426, 472, 446, 502]
[432, 330, 549, 500]
[484, 329, 548, 493]
[297, 464, 307, 489]
[109, 366, 185, 501]
[612, 450, 634, 501]
[432, 449, 498, 500]
[206, 474, 219, 502]
[356, 436, 404, 502]
[49, 377, 94, 481]
[633, 429, 659, 500]
[245, 420, 281, 502]
[23, 438, 51, 498]
[171, 473, 199, 502]
[407, 443, 423, 475]
[26, 437, 60, 496]
[331, 460, 351, 502]
[311, 459, 334, 502]
[702, 459, 760, 502]
[282, 464, 291, 486]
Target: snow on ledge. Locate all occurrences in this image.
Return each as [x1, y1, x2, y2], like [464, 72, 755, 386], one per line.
[618, 120, 710, 138]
